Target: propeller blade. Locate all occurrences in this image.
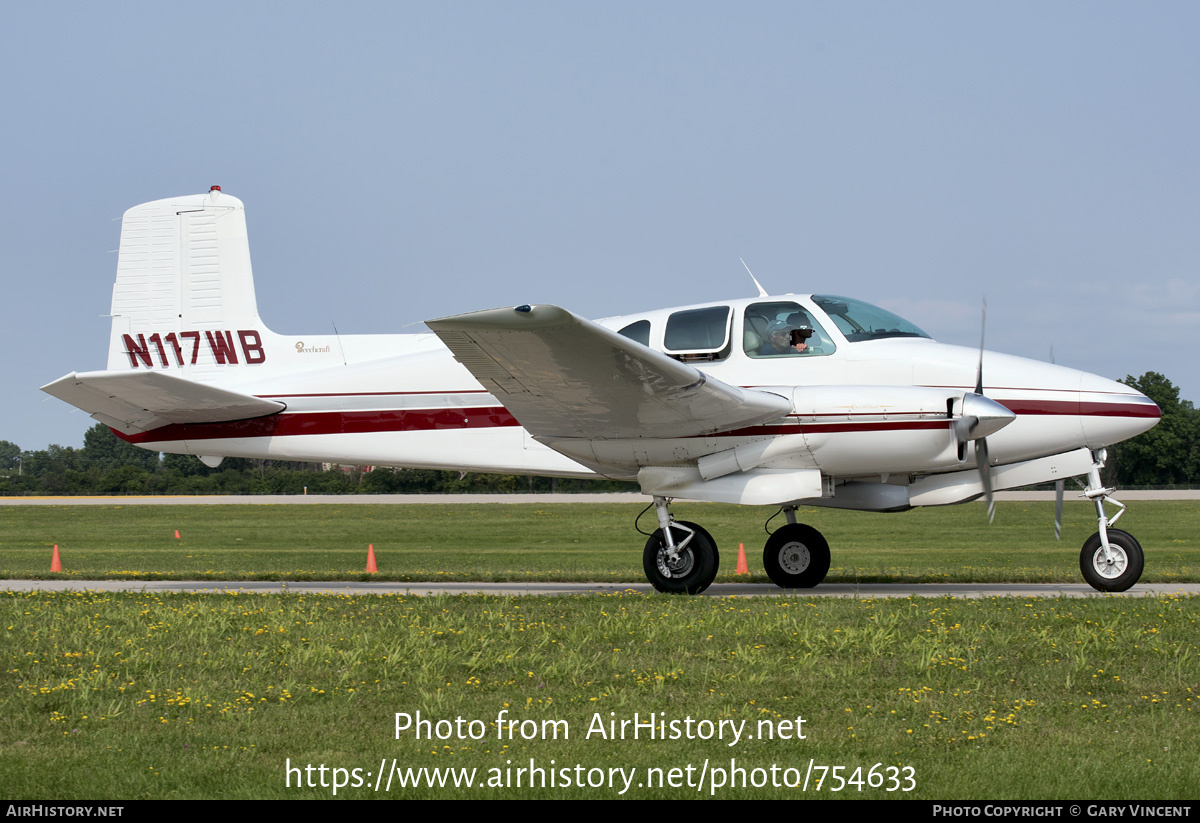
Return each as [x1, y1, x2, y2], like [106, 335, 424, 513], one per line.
[976, 439, 994, 523]
[971, 297, 996, 524]
[1054, 479, 1064, 541]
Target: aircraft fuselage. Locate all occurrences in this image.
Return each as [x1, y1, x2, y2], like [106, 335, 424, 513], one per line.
[110, 296, 1158, 508]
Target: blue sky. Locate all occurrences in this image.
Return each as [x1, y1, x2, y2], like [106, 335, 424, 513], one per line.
[3, 2, 1197, 450]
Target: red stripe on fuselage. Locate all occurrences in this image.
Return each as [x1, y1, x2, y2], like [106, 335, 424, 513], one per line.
[114, 396, 1159, 444]
[114, 407, 521, 444]
[256, 390, 491, 399]
[1000, 400, 1160, 418]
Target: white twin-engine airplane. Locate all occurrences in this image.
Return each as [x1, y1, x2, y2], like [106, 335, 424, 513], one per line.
[43, 188, 1161, 594]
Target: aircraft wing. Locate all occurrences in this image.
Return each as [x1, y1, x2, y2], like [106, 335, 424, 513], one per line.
[427, 304, 790, 439]
[40, 370, 286, 435]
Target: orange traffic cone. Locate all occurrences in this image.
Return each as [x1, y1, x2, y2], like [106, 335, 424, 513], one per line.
[174, 529, 181, 539]
[735, 542, 749, 575]
[51, 544, 62, 572]
[366, 544, 378, 573]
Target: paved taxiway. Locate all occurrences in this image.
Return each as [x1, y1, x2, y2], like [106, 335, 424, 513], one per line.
[3, 580, 1198, 598]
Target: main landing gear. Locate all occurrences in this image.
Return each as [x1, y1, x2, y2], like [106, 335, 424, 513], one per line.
[762, 507, 831, 589]
[640, 499, 832, 594]
[642, 496, 720, 594]
[1078, 455, 1144, 593]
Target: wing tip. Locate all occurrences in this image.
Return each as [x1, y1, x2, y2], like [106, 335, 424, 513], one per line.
[427, 304, 572, 331]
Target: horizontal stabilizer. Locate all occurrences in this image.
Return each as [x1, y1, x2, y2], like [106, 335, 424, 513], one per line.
[427, 305, 790, 440]
[41, 370, 285, 435]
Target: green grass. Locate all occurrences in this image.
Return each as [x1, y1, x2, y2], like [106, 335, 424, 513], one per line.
[2, 590, 1197, 799]
[1, 500, 1197, 583]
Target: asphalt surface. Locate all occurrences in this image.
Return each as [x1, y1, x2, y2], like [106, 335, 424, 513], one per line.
[3, 579, 1197, 598]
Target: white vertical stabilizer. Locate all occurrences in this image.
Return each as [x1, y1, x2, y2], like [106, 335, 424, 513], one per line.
[106, 189, 270, 380]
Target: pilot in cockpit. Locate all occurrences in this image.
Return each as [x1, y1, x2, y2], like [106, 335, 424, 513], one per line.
[758, 320, 814, 356]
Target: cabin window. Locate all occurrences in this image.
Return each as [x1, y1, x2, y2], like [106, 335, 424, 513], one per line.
[812, 295, 930, 342]
[744, 301, 836, 358]
[664, 306, 731, 361]
[617, 319, 651, 347]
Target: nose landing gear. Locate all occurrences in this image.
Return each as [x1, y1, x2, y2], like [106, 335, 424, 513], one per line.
[1078, 452, 1144, 593]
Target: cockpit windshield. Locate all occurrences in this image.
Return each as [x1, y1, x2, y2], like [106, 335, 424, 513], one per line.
[811, 295, 931, 342]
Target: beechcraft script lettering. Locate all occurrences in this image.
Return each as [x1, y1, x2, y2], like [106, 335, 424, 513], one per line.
[122, 330, 266, 368]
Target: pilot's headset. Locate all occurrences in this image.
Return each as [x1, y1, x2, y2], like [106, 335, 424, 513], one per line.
[786, 313, 819, 350]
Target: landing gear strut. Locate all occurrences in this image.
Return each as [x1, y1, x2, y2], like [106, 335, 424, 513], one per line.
[642, 496, 720, 594]
[762, 507, 831, 589]
[1078, 452, 1144, 592]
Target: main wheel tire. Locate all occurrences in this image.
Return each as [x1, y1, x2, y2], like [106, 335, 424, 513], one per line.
[763, 523, 830, 589]
[643, 520, 719, 595]
[1079, 528, 1144, 592]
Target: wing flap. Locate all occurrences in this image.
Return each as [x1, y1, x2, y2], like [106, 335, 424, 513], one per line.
[427, 305, 790, 439]
[41, 370, 285, 435]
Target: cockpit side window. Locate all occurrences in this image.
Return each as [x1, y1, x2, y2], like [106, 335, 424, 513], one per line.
[617, 319, 651, 347]
[812, 295, 930, 341]
[664, 306, 731, 361]
[744, 301, 836, 358]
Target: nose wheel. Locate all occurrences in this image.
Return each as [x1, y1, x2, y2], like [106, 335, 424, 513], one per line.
[1080, 528, 1144, 592]
[763, 523, 831, 589]
[1078, 453, 1145, 593]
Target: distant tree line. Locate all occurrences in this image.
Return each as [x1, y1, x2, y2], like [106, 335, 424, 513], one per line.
[1, 372, 1195, 495]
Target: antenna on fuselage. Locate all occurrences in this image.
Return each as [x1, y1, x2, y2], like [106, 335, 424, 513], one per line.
[740, 258, 769, 298]
[332, 321, 348, 366]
